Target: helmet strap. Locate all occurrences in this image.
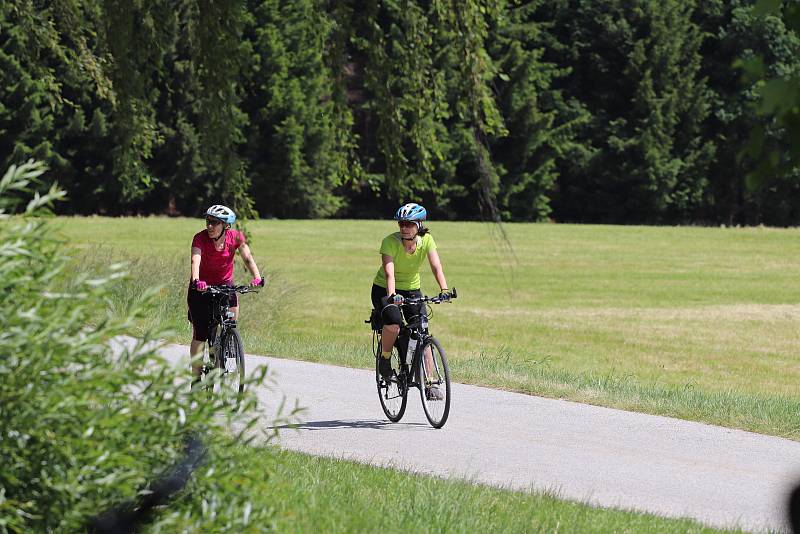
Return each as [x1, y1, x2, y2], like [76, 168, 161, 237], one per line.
[213, 225, 229, 242]
[401, 225, 419, 241]
[397, 219, 422, 241]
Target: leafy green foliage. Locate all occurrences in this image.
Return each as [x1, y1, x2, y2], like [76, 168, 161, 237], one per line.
[241, 0, 348, 218]
[545, 0, 715, 223]
[701, 0, 800, 225]
[341, 0, 462, 205]
[0, 162, 288, 531]
[736, 0, 800, 224]
[5, 1, 800, 223]
[488, 1, 587, 221]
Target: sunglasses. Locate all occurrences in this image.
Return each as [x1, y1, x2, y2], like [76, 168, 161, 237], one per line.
[398, 221, 417, 228]
[206, 218, 223, 226]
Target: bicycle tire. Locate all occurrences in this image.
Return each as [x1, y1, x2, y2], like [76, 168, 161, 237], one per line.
[376, 344, 407, 422]
[418, 337, 451, 428]
[218, 328, 245, 404]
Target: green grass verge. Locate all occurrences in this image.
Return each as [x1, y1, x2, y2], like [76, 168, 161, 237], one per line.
[228, 446, 734, 533]
[58, 217, 800, 438]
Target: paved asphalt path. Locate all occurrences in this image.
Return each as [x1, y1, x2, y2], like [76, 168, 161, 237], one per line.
[156, 342, 800, 533]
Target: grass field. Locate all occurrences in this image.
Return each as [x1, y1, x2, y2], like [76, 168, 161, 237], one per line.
[229, 446, 731, 533]
[58, 217, 800, 438]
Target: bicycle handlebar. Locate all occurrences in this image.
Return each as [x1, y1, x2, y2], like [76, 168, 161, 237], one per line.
[203, 284, 261, 295]
[366, 288, 458, 326]
[402, 287, 458, 305]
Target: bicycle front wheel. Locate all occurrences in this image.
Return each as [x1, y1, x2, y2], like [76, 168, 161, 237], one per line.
[418, 337, 451, 428]
[218, 328, 245, 404]
[376, 345, 407, 422]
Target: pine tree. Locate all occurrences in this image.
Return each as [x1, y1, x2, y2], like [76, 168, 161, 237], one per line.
[547, 0, 714, 223]
[240, 0, 348, 218]
[488, 0, 587, 221]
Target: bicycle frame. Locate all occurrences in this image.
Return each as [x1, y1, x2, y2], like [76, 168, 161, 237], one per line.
[395, 308, 432, 389]
[205, 290, 235, 368]
[200, 285, 258, 371]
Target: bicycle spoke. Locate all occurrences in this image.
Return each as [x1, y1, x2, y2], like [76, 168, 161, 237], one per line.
[217, 329, 245, 407]
[376, 345, 407, 422]
[419, 338, 451, 428]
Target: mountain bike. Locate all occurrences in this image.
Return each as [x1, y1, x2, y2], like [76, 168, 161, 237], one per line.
[367, 288, 457, 428]
[197, 284, 260, 404]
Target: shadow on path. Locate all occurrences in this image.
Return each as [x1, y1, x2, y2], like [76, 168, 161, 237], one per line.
[272, 419, 429, 431]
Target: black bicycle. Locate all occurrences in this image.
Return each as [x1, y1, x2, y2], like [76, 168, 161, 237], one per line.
[367, 288, 457, 428]
[197, 284, 260, 404]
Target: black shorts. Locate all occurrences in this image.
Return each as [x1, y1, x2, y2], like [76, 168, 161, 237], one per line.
[186, 282, 238, 342]
[370, 284, 422, 327]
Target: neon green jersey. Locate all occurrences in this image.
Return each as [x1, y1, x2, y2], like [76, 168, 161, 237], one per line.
[373, 232, 437, 290]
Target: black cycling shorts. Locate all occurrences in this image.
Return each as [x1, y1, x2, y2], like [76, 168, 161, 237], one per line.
[370, 284, 422, 327]
[186, 281, 238, 342]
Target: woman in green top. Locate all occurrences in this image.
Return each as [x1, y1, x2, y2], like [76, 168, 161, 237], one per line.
[372, 203, 450, 387]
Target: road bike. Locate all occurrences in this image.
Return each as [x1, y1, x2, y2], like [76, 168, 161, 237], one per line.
[197, 284, 259, 404]
[367, 288, 457, 428]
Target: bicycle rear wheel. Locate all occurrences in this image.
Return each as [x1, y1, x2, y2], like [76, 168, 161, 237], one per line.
[218, 328, 245, 405]
[418, 337, 451, 428]
[376, 344, 407, 422]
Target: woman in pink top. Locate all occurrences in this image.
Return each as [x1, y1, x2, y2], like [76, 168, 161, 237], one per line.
[187, 204, 263, 382]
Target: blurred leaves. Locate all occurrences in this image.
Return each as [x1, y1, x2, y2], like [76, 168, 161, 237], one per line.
[743, 0, 800, 192]
[0, 161, 297, 531]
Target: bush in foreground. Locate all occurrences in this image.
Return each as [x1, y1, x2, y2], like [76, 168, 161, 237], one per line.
[0, 161, 283, 532]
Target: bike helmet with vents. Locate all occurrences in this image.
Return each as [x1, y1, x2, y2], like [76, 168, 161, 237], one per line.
[394, 203, 426, 222]
[206, 204, 236, 225]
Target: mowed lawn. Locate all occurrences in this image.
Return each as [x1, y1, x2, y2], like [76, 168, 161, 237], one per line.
[60, 217, 800, 438]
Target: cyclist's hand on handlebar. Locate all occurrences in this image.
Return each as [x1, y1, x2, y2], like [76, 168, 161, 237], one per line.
[193, 280, 208, 292]
[389, 294, 404, 305]
[438, 289, 451, 301]
[250, 277, 265, 287]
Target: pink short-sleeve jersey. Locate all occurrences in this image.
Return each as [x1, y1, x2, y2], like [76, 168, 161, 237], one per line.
[191, 229, 246, 284]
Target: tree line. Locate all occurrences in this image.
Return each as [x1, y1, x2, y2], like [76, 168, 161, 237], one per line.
[2, 0, 799, 225]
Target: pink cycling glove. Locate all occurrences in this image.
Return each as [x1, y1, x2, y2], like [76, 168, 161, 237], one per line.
[194, 280, 208, 291]
[250, 277, 265, 287]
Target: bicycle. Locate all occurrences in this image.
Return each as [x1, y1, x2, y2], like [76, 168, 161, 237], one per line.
[367, 288, 458, 429]
[196, 284, 260, 404]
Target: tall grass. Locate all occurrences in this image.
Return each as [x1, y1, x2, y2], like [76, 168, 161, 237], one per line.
[238, 447, 734, 533]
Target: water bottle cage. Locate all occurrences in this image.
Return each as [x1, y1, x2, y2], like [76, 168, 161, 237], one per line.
[405, 336, 418, 367]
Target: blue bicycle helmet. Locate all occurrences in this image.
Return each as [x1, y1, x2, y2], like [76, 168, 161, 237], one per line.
[206, 204, 236, 225]
[394, 203, 427, 222]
